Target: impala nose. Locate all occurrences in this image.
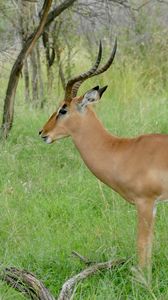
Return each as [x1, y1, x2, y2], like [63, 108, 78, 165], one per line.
[41, 135, 52, 144]
[39, 130, 52, 144]
[42, 136, 48, 142]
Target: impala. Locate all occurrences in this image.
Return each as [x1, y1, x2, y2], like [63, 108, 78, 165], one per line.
[39, 40, 168, 279]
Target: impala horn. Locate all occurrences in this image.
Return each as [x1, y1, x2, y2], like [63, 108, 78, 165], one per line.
[64, 38, 117, 102]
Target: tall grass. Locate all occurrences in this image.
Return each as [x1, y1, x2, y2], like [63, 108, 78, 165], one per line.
[0, 46, 168, 299]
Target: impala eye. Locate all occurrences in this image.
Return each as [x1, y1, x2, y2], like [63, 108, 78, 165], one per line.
[59, 109, 67, 115]
[58, 104, 67, 116]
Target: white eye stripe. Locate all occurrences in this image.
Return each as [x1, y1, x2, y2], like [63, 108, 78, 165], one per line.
[57, 107, 62, 115]
[56, 109, 61, 118]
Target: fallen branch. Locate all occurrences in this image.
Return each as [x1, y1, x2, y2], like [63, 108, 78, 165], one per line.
[1, 267, 55, 300]
[71, 250, 96, 265]
[0, 254, 126, 300]
[58, 258, 125, 300]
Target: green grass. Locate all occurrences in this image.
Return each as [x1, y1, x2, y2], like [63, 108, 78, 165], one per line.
[1, 55, 168, 299]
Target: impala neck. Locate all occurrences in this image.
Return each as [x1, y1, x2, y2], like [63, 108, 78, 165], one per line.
[69, 108, 118, 187]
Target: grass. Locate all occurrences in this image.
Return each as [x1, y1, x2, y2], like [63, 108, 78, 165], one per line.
[1, 52, 168, 299]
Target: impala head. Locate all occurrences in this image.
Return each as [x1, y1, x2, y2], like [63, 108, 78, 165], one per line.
[39, 39, 117, 144]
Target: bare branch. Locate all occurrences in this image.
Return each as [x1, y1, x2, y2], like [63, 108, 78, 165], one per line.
[156, 0, 168, 4]
[58, 258, 125, 300]
[1, 267, 56, 300]
[133, 0, 153, 11]
[45, 0, 77, 28]
[0, 256, 126, 299]
[71, 250, 96, 265]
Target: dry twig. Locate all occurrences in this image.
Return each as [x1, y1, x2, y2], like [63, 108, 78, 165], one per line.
[71, 250, 96, 265]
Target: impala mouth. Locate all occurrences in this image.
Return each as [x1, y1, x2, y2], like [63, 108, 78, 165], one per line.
[42, 135, 52, 144]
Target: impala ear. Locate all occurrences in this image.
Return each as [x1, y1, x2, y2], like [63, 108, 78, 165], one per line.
[98, 85, 108, 98]
[79, 85, 108, 109]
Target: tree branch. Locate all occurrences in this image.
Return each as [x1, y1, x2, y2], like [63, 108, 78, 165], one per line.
[45, 0, 77, 29]
[1, 267, 56, 300]
[0, 254, 126, 299]
[71, 250, 96, 265]
[0, 0, 77, 139]
[58, 258, 125, 300]
[0, 0, 52, 139]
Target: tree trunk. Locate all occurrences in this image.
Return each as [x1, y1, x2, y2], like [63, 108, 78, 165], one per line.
[30, 48, 39, 105]
[0, 0, 77, 139]
[43, 29, 54, 92]
[55, 40, 66, 91]
[23, 59, 31, 103]
[18, 0, 32, 102]
[0, 0, 52, 139]
[1, 66, 21, 138]
[36, 42, 45, 108]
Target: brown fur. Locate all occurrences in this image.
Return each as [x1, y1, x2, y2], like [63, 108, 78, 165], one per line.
[40, 96, 168, 279]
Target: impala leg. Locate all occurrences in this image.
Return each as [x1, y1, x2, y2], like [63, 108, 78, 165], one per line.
[136, 200, 156, 281]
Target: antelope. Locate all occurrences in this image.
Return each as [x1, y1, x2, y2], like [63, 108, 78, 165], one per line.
[39, 39, 168, 279]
